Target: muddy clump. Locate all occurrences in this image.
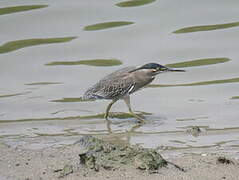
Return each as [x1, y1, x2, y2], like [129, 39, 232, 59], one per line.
[76, 135, 167, 172]
[54, 164, 74, 178]
[217, 157, 235, 165]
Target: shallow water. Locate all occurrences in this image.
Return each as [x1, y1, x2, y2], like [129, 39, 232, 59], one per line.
[0, 0, 239, 157]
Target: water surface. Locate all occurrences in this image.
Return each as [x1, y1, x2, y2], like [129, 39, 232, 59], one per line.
[0, 0, 239, 157]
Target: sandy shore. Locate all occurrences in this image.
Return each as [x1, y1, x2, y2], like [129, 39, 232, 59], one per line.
[0, 140, 239, 180]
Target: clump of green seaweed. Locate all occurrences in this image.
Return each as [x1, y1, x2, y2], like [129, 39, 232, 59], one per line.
[166, 57, 230, 68]
[116, 0, 156, 7]
[0, 37, 76, 54]
[54, 164, 74, 178]
[77, 135, 167, 172]
[231, 96, 239, 100]
[173, 21, 239, 34]
[45, 59, 122, 66]
[84, 21, 134, 31]
[0, 5, 48, 16]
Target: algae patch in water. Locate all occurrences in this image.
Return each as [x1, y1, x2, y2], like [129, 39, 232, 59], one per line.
[77, 135, 167, 172]
[166, 57, 230, 68]
[25, 82, 63, 86]
[173, 21, 239, 33]
[0, 5, 48, 15]
[231, 96, 239, 100]
[51, 97, 88, 103]
[84, 21, 134, 31]
[46, 59, 122, 66]
[149, 77, 239, 88]
[0, 112, 149, 124]
[0, 93, 24, 98]
[116, 0, 156, 7]
[0, 37, 76, 54]
[176, 116, 208, 122]
[0, 91, 30, 99]
[60, 165, 73, 177]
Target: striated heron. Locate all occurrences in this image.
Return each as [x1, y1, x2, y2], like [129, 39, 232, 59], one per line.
[83, 63, 185, 123]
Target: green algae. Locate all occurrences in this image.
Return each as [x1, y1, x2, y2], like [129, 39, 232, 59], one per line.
[173, 21, 239, 34]
[0, 93, 23, 98]
[206, 127, 239, 132]
[169, 140, 186, 144]
[84, 21, 134, 31]
[0, 141, 10, 148]
[0, 91, 30, 98]
[34, 133, 71, 137]
[0, 37, 76, 54]
[77, 135, 167, 172]
[231, 96, 239, 100]
[46, 59, 122, 66]
[0, 112, 149, 124]
[149, 77, 239, 88]
[134, 150, 166, 171]
[116, 0, 156, 7]
[176, 116, 208, 121]
[215, 140, 236, 146]
[59, 165, 73, 178]
[166, 57, 230, 68]
[178, 125, 209, 130]
[51, 97, 86, 103]
[230, 145, 239, 148]
[176, 118, 196, 121]
[51, 97, 88, 103]
[25, 82, 63, 85]
[0, 5, 48, 15]
[158, 144, 218, 151]
[54, 164, 74, 178]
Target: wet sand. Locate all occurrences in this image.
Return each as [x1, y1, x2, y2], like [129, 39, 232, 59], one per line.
[1, 140, 238, 180]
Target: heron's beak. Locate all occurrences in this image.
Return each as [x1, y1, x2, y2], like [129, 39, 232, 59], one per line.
[166, 67, 186, 72]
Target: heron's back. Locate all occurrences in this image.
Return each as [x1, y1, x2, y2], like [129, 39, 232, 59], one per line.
[83, 67, 136, 100]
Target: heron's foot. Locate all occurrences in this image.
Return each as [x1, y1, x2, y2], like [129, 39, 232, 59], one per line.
[104, 113, 110, 121]
[104, 112, 145, 123]
[129, 112, 145, 124]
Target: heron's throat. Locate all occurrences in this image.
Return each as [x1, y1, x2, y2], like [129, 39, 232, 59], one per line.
[149, 77, 155, 83]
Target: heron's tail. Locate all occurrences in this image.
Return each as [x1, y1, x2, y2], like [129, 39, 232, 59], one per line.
[82, 91, 103, 101]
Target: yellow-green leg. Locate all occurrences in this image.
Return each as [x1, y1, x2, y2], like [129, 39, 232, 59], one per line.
[123, 95, 145, 123]
[104, 99, 118, 120]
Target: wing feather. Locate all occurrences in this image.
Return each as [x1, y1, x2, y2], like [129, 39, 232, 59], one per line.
[83, 66, 136, 100]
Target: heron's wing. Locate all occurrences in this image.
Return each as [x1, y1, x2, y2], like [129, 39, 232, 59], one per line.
[86, 66, 136, 99]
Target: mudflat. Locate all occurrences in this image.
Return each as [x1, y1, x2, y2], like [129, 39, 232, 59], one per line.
[0, 137, 238, 180]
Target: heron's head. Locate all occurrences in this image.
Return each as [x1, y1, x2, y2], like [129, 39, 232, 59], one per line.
[130, 63, 185, 77]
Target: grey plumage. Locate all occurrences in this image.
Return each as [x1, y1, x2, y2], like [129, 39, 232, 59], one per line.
[83, 63, 185, 122]
[83, 66, 151, 100]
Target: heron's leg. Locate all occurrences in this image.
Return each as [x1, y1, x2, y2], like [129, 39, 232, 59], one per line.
[123, 95, 145, 123]
[104, 99, 118, 120]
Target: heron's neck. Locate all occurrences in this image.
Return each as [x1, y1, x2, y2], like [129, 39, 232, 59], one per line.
[133, 70, 155, 85]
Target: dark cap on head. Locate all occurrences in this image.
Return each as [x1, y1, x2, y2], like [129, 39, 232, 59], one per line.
[130, 62, 185, 73]
[139, 63, 166, 70]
